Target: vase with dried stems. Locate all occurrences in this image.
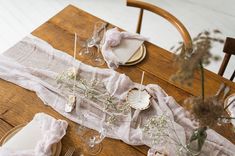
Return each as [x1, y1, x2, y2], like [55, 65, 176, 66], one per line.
[171, 30, 235, 155]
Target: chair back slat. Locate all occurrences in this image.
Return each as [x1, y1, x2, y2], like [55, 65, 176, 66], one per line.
[218, 54, 231, 76]
[223, 37, 235, 55]
[136, 8, 143, 34]
[230, 70, 235, 81]
[218, 37, 235, 81]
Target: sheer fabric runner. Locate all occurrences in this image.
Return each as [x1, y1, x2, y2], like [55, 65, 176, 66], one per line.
[0, 35, 234, 155]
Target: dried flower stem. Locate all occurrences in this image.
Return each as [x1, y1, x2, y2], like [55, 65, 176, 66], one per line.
[224, 98, 235, 111]
[219, 116, 235, 120]
[199, 62, 205, 101]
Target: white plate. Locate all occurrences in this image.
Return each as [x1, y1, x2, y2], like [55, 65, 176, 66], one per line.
[224, 93, 235, 116]
[122, 44, 146, 66]
[224, 93, 235, 127]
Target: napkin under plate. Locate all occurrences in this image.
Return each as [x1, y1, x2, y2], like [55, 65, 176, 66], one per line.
[101, 27, 146, 69]
[0, 113, 68, 156]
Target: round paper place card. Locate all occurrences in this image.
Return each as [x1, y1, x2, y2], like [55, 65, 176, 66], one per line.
[127, 88, 151, 110]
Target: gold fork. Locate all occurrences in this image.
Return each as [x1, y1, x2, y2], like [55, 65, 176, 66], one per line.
[64, 147, 75, 156]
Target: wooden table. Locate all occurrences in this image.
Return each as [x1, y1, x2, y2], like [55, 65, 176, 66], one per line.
[0, 5, 234, 155]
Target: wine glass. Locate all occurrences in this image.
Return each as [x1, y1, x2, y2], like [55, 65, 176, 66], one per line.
[87, 22, 107, 48]
[90, 22, 107, 66]
[77, 113, 106, 155]
[92, 45, 105, 66]
[77, 36, 94, 60]
[81, 127, 106, 155]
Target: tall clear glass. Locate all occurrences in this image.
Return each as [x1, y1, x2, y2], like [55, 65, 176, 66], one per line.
[77, 37, 94, 59]
[77, 113, 106, 155]
[91, 22, 107, 66]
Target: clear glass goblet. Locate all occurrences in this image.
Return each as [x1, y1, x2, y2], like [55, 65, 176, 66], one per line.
[91, 22, 107, 66]
[77, 37, 94, 60]
[77, 114, 106, 155]
[87, 22, 107, 48]
[92, 45, 105, 66]
[82, 128, 106, 155]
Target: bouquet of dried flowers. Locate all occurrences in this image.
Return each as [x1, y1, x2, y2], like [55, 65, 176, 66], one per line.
[171, 30, 235, 153]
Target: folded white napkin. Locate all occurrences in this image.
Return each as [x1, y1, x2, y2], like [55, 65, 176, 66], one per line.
[0, 113, 68, 156]
[112, 38, 143, 64]
[101, 27, 147, 69]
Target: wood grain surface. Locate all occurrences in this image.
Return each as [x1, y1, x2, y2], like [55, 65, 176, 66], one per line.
[0, 5, 234, 155]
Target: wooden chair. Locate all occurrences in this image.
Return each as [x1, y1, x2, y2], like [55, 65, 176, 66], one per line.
[126, 0, 192, 52]
[218, 37, 235, 81]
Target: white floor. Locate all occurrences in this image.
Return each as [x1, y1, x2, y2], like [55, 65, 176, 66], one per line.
[0, 0, 234, 81]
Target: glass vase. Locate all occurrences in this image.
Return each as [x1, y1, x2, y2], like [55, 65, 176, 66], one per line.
[186, 126, 207, 156]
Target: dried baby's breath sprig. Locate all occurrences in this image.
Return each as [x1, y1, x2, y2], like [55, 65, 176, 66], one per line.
[106, 115, 117, 125]
[143, 115, 169, 145]
[143, 115, 189, 155]
[56, 67, 79, 82]
[56, 68, 131, 114]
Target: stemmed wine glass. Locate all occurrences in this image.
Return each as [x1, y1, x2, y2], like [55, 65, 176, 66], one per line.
[87, 22, 107, 48]
[77, 113, 107, 155]
[77, 22, 107, 65]
[77, 36, 95, 60]
[90, 22, 107, 66]
[80, 127, 106, 155]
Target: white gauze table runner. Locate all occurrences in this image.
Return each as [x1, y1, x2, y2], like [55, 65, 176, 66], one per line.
[0, 35, 234, 156]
